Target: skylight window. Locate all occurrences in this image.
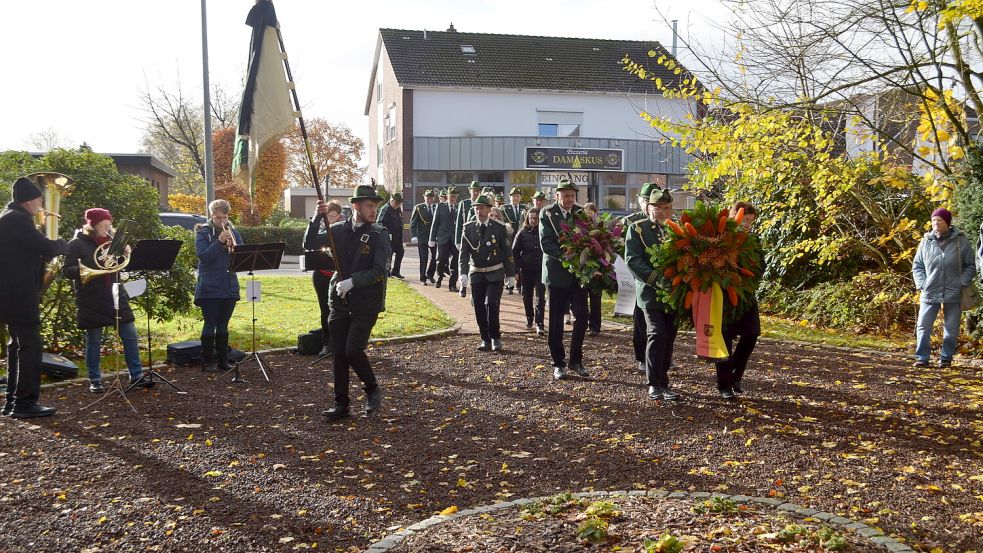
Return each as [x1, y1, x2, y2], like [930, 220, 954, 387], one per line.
[461, 45, 476, 55]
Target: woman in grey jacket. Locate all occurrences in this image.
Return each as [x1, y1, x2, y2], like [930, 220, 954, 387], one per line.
[911, 208, 977, 367]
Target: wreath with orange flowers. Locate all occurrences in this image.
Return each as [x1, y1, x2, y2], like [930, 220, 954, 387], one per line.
[647, 201, 762, 318]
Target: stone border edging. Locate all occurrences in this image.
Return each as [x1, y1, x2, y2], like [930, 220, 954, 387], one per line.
[363, 489, 914, 553]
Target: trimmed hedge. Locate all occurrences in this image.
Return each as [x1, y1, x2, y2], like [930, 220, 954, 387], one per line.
[236, 226, 305, 255]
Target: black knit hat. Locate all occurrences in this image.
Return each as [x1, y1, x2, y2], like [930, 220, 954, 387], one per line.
[12, 177, 42, 202]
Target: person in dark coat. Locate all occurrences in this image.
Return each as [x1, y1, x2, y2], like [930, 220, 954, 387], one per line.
[322, 185, 392, 422]
[0, 176, 69, 418]
[304, 199, 344, 356]
[429, 186, 460, 292]
[714, 202, 762, 400]
[377, 193, 405, 279]
[625, 188, 680, 401]
[410, 189, 437, 286]
[512, 208, 546, 335]
[540, 179, 590, 380]
[459, 195, 516, 352]
[621, 182, 658, 373]
[63, 208, 152, 393]
[195, 199, 243, 372]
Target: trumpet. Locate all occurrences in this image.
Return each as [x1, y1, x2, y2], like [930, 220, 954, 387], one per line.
[222, 223, 235, 254]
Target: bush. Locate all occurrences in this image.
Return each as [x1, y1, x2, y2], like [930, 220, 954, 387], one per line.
[235, 225, 305, 255]
[759, 271, 918, 333]
[169, 193, 206, 215]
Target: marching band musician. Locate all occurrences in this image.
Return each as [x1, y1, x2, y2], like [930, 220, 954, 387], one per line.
[63, 208, 153, 393]
[304, 199, 345, 357]
[0, 177, 69, 418]
[195, 199, 243, 373]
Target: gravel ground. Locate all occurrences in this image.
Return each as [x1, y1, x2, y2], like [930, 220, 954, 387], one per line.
[0, 331, 980, 552]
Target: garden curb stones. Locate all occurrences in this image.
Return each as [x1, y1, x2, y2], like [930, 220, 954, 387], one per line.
[362, 489, 915, 552]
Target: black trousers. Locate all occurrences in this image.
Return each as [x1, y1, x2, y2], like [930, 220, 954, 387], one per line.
[520, 270, 545, 327]
[436, 242, 459, 287]
[588, 289, 602, 332]
[417, 241, 436, 281]
[312, 271, 332, 346]
[642, 306, 678, 389]
[328, 311, 379, 408]
[472, 278, 504, 342]
[632, 305, 646, 363]
[714, 302, 761, 387]
[5, 322, 43, 408]
[199, 298, 237, 337]
[391, 240, 404, 275]
[548, 284, 588, 367]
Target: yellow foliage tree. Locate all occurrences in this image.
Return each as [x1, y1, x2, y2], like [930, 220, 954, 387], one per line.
[168, 193, 206, 215]
[212, 127, 286, 225]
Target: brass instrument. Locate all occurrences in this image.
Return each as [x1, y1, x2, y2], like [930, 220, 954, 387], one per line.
[223, 223, 235, 254]
[24, 172, 75, 291]
[80, 220, 133, 285]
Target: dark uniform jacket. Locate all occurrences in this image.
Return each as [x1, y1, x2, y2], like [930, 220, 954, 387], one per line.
[459, 219, 515, 283]
[194, 223, 243, 304]
[62, 231, 136, 329]
[429, 202, 457, 246]
[0, 202, 68, 324]
[409, 202, 435, 242]
[328, 220, 391, 316]
[502, 203, 527, 233]
[455, 197, 476, 245]
[538, 202, 584, 289]
[511, 226, 542, 278]
[377, 203, 403, 244]
[621, 210, 646, 226]
[624, 218, 671, 309]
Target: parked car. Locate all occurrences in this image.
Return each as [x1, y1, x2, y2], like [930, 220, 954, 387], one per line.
[160, 212, 207, 230]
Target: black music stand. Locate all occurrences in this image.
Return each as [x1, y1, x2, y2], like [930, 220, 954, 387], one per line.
[125, 239, 185, 394]
[226, 243, 285, 383]
[302, 250, 336, 366]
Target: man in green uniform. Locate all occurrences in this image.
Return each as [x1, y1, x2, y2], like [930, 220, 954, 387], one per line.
[430, 186, 460, 291]
[322, 184, 393, 421]
[540, 179, 590, 380]
[502, 187, 527, 235]
[377, 192, 404, 279]
[410, 189, 437, 286]
[459, 195, 515, 352]
[624, 188, 680, 401]
[454, 181, 482, 295]
[622, 182, 658, 374]
[531, 191, 548, 212]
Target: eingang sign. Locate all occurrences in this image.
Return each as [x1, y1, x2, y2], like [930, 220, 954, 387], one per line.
[525, 147, 623, 171]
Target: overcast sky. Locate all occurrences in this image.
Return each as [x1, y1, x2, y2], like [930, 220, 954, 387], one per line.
[0, 0, 731, 158]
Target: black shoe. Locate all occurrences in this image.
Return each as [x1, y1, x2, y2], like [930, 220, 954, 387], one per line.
[459, 285, 467, 298]
[318, 345, 334, 356]
[912, 360, 929, 368]
[10, 404, 56, 419]
[588, 329, 600, 336]
[491, 339, 502, 352]
[449, 285, 459, 293]
[565, 317, 572, 326]
[322, 406, 350, 421]
[648, 386, 663, 400]
[526, 321, 534, 329]
[129, 375, 155, 389]
[365, 388, 382, 414]
[391, 273, 405, 279]
[732, 380, 744, 394]
[428, 276, 436, 284]
[637, 361, 646, 374]
[435, 276, 443, 289]
[553, 365, 567, 381]
[507, 287, 514, 295]
[1, 401, 13, 416]
[939, 359, 952, 368]
[536, 325, 545, 336]
[662, 387, 681, 401]
[421, 280, 428, 286]
[477, 341, 491, 352]
[89, 381, 105, 394]
[569, 363, 590, 378]
[200, 334, 215, 373]
[718, 387, 736, 401]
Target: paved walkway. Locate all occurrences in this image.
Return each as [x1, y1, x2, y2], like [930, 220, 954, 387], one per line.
[399, 244, 626, 336]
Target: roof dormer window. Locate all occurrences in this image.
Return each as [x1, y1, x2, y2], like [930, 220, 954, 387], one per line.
[461, 45, 476, 55]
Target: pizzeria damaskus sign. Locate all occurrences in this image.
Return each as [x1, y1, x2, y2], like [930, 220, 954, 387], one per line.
[525, 147, 623, 171]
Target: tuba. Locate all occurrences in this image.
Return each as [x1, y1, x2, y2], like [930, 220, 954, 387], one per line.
[24, 172, 75, 291]
[80, 220, 134, 285]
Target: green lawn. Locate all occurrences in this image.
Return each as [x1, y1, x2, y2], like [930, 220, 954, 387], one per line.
[600, 295, 910, 353]
[2, 277, 453, 378]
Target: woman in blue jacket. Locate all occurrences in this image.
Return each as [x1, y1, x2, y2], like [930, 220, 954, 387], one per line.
[912, 208, 976, 368]
[195, 199, 243, 372]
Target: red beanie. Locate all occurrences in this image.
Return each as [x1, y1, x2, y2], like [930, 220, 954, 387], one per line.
[85, 208, 113, 227]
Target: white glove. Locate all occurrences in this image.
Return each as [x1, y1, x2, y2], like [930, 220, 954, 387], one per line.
[428, 240, 437, 248]
[459, 274, 469, 287]
[411, 237, 418, 245]
[336, 278, 354, 298]
[505, 276, 515, 288]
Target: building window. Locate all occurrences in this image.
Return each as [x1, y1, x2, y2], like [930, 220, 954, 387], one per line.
[538, 123, 558, 137]
[477, 172, 504, 183]
[414, 171, 444, 184]
[377, 145, 383, 167]
[537, 123, 580, 137]
[509, 170, 537, 185]
[385, 106, 397, 143]
[600, 186, 627, 211]
[447, 172, 474, 184]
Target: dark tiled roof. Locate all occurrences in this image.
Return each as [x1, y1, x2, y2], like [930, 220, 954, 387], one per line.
[379, 28, 688, 94]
